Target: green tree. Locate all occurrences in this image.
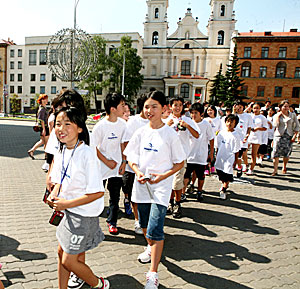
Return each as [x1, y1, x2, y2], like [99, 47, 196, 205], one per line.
[109, 36, 144, 104]
[10, 94, 21, 115]
[78, 36, 111, 113]
[209, 64, 227, 106]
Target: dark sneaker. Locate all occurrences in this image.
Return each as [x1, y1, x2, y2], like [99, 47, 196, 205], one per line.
[90, 277, 110, 289]
[236, 168, 242, 178]
[68, 272, 85, 289]
[197, 191, 204, 201]
[124, 198, 132, 216]
[186, 183, 195, 194]
[172, 203, 182, 218]
[166, 202, 174, 215]
[180, 193, 187, 202]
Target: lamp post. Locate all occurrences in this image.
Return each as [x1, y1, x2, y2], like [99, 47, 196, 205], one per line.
[121, 49, 125, 96]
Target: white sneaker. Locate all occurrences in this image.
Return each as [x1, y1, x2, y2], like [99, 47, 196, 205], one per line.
[68, 272, 85, 289]
[42, 162, 49, 172]
[219, 191, 227, 200]
[138, 245, 151, 264]
[256, 158, 262, 165]
[246, 169, 253, 175]
[145, 271, 159, 289]
[135, 220, 143, 235]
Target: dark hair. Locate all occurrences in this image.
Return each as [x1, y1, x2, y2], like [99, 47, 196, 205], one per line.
[225, 114, 239, 127]
[104, 92, 125, 114]
[145, 90, 166, 107]
[278, 100, 289, 109]
[253, 102, 262, 108]
[57, 89, 87, 121]
[136, 94, 148, 114]
[170, 96, 184, 107]
[267, 106, 277, 115]
[204, 105, 217, 118]
[190, 102, 204, 115]
[55, 107, 89, 151]
[265, 100, 271, 104]
[234, 100, 246, 108]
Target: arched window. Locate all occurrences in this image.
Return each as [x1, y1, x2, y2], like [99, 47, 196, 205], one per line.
[241, 61, 251, 77]
[152, 31, 159, 45]
[184, 44, 190, 49]
[155, 8, 159, 19]
[217, 31, 224, 45]
[275, 62, 286, 78]
[185, 31, 190, 39]
[220, 5, 225, 16]
[180, 83, 190, 98]
[181, 60, 191, 75]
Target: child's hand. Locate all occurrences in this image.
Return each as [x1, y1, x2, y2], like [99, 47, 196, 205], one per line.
[148, 173, 164, 184]
[137, 171, 148, 184]
[106, 159, 117, 170]
[179, 120, 188, 128]
[119, 162, 126, 175]
[167, 119, 174, 126]
[51, 197, 69, 211]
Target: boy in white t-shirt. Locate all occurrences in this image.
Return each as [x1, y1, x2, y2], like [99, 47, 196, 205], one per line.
[183, 103, 214, 202]
[166, 97, 199, 218]
[92, 93, 126, 235]
[215, 114, 241, 200]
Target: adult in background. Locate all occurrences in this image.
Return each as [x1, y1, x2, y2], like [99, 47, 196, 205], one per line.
[272, 100, 299, 176]
[28, 94, 49, 159]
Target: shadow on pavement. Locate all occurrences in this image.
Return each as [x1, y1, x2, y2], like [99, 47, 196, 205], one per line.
[0, 271, 25, 288]
[162, 259, 254, 289]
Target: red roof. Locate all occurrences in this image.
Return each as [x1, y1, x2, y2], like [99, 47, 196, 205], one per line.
[238, 32, 300, 37]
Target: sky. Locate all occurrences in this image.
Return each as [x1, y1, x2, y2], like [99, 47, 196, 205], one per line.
[1, 0, 300, 45]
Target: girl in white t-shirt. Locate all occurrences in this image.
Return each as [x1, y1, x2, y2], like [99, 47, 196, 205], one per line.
[247, 103, 268, 175]
[124, 91, 185, 289]
[204, 105, 222, 174]
[48, 107, 109, 289]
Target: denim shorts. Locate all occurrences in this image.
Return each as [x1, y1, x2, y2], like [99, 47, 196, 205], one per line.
[137, 203, 167, 241]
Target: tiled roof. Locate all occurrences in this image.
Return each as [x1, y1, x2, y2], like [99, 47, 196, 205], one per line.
[238, 32, 300, 37]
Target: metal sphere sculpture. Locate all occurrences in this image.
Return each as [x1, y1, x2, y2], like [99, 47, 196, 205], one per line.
[46, 27, 96, 83]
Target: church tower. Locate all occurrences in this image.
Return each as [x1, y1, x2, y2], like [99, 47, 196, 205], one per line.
[207, 0, 236, 47]
[143, 0, 169, 47]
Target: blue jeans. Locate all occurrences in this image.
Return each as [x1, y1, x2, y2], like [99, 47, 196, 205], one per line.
[137, 203, 167, 241]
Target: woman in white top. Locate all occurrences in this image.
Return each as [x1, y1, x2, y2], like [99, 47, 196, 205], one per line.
[247, 103, 268, 175]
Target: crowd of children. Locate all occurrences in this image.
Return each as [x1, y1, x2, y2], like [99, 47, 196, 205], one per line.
[33, 88, 299, 289]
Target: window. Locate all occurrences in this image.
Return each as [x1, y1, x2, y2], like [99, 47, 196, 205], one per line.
[241, 61, 251, 77]
[217, 31, 224, 45]
[295, 67, 300, 78]
[39, 49, 47, 65]
[244, 47, 251, 58]
[168, 87, 175, 98]
[151, 66, 157, 76]
[257, 86, 265, 97]
[184, 44, 190, 49]
[220, 5, 225, 16]
[279, 47, 287, 58]
[274, 86, 282, 97]
[51, 86, 57, 94]
[185, 31, 190, 39]
[10, 74, 14, 81]
[49, 49, 58, 64]
[18, 74, 22, 81]
[10, 50, 14, 57]
[275, 62, 286, 78]
[180, 83, 190, 98]
[260, 66, 267, 78]
[17, 86, 22, 94]
[40, 74, 46, 81]
[51, 74, 57, 81]
[97, 74, 103, 82]
[18, 61, 22, 69]
[96, 88, 103, 95]
[152, 31, 159, 45]
[241, 85, 248, 96]
[40, 86, 45, 94]
[10, 86, 14, 93]
[292, 87, 300, 98]
[155, 8, 159, 19]
[297, 47, 300, 59]
[30, 74, 36, 81]
[18, 49, 22, 57]
[261, 47, 269, 58]
[29, 50, 37, 65]
[181, 60, 191, 75]
[10, 62, 14, 69]
[30, 86, 36, 94]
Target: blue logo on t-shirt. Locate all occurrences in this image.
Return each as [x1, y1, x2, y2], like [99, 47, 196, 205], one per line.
[108, 133, 118, 140]
[144, 143, 158, 152]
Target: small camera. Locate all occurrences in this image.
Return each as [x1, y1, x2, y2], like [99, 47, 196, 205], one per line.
[49, 211, 64, 226]
[140, 174, 152, 181]
[177, 123, 186, 131]
[43, 188, 51, 204]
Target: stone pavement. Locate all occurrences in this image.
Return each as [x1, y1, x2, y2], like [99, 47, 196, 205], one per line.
[0, 119, 299, 289]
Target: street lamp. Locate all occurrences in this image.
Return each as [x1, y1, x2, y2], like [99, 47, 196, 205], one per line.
[122, 48, 125, 96]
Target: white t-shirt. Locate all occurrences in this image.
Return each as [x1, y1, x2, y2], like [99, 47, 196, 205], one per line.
[248, 114, 268, 145]
[122, 114, 149, 173]
[166, 114, 199, 158]
[267, 115, 275, 140]
[50, 143, 105, 217]
[235, 112, 253, 148]
[48, 113, 55, 128]
[188, 119, 214, 165]
[123, 124, 185, 207]
[91, 117, 126, 180]
[215, 130, 241, 175]
[205, 116, 222, 137]
[45, 129, 60, 155]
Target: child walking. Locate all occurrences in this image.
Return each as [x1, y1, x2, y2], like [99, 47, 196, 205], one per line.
[124, 91, 185, 289]
[48, 107, 109, 289]
[215, 114, 241, 200]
